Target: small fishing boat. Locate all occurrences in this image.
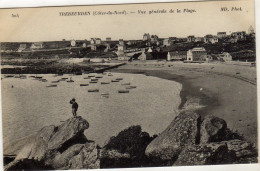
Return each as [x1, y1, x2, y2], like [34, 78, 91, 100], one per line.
[29, 76, 36, 78]
[116, 78, 123, 80]
[102, 73, 107, 75]
[46, 84, 57, 87]
[35, 76, 43, 79]
[101, 82, 110, 84]
[41, 79, 48, 82]
[88, 89, 99, 92]
[101, 93, 109, 96]
[61, 77, 68, 80]
[108, 74, 113, 76]
[118, 90, 130, 93]
[51, 80, 60, 83]
[75, 72, 82, 75]
[4, 75, 14, 78]
[91, 78, 98, 81]
[126, 86, 137, 89]
[89, 81, 98, 83]
[88, 75, 95, 78]
[121, 83, 131, 85]
[80, 84, 89, 86]
[19, 75, 27, 79]
[84, 77, 90, 79]
[95, 76, 103, 78]
[111, 80, 119, 82]
[67, 77, 74, 82]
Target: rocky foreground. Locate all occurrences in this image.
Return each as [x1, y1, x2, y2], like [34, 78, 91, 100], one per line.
[4, 111, 258, 170]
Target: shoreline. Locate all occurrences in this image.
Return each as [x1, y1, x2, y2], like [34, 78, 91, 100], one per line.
[110, 62, 257, 145]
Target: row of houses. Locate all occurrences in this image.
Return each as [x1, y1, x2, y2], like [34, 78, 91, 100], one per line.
[133, 47, 232, 62]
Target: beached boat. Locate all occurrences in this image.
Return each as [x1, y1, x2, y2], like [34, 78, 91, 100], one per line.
[46, 85, 57, 87]
[74, 72, 82, 75]
[118, 90, 130, 93]
[121, 83, 131, 85]
[61, 77, 68, 80]
[111, 80, 120, 82]
[80, 84, 89, 86]
[116, 78, 123, 80]
[91, 78, 98, 81]
[19, 75, 27, 79]
[88, 75, 95, 77]
[4, 75, 14, 78]
[41, 79, 48, 82]
[101, 93, 109, 96]
[95, 76, 103, 78]
[88, 89, 99, 92]
[67, 77, 74, 82]
[108, 74, 113, 76]
[101, 82, 110, 84]
[126, 86, 137, 89]
[89, 81, 98, 83]
[51, 80, 60, 83]
[35, 76, 43, 79]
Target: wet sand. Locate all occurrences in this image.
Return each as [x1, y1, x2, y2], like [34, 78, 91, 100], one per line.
[111, 61, 257, 145]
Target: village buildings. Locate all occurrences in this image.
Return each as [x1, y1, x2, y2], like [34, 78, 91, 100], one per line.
[31, 42, 44, 49]
[106, 37, 112, 41]
[248, 25, 254, 34]
[70, 40, 76, 47]
[167, 51, 187, 61]
[91, 38, 102, 45]
[187, 35, 195, 42]
[163, 38, 171, 46]
[119, 39, 124, 46]
[143, 33, 151, 41]
[195, 37, 204, 42]
[151, 35, 159, 43]
[187, 47, 207, 61]
[217, 32, 227, 39]
[204, 35, 218, 44]
[231, 32, 246, 41]
[138, 52, 153, 61]
[17, 44, 27, 52]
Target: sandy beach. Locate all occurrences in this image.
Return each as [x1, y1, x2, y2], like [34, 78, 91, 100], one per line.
[111, 61, 257, 145]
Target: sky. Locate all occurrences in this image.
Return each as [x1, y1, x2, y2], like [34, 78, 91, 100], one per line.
[0, 0, 255, 42]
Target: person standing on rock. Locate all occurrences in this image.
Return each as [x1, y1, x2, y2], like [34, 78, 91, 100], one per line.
[70, 98, 78, 118]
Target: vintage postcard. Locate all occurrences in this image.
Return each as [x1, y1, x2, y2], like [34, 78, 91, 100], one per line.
[0, 0, 258, 170]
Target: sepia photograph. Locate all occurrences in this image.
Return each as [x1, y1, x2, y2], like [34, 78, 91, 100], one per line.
[0, 0, 258, 170]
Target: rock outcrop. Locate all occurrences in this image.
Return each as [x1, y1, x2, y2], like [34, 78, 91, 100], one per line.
[200, 115, 227, 143]
[145, 112, 258, 166]
[5, 116, 97, 170]
[145, 111, 201, 162]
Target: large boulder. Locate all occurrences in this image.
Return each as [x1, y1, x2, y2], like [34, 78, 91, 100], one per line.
[174, 142, 235, 166]
[200, 115, 227, 143]
[52, 142, 100, 170]
[47, 117, 89, 150]
[67, 142, 100, 169]
[9, 116, 92, 170]
[15, 136, 48, 161]
[223, 139, 258, 163]
[145, 111, 201, 162]
[100, 149, 130, 159]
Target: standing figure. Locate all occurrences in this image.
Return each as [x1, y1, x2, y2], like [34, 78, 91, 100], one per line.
[70, 98, 78, 118]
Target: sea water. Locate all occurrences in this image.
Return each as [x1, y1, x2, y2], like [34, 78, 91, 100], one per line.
[1, 72, 182, 147]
